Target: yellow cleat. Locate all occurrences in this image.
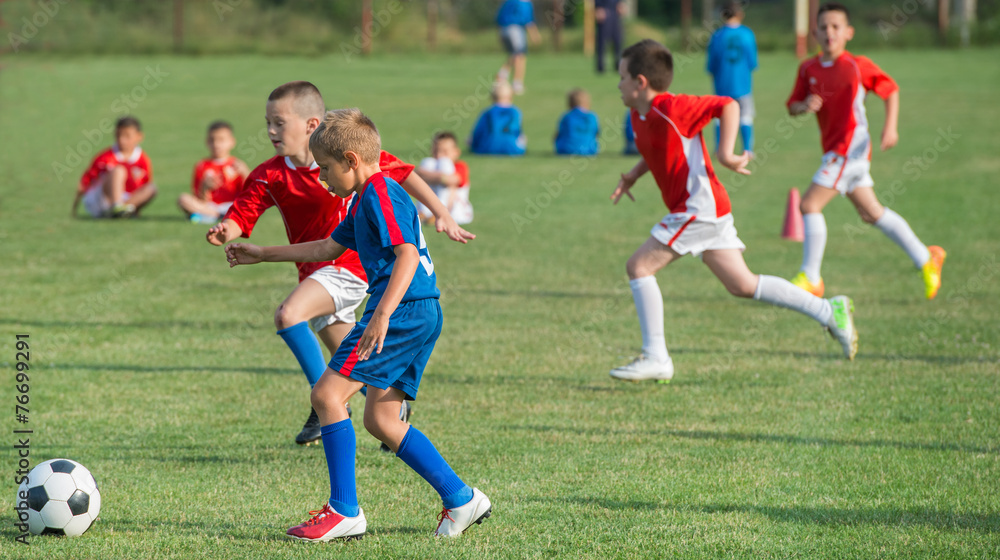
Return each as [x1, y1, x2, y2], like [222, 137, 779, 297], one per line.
[791, 271, 825, 297]
[922, 245, 947, 300]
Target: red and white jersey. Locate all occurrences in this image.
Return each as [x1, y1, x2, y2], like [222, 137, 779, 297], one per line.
[192, 157, 247, 204]
[631, 93, 732, 218]
[224, 151, 414, 283]
[787, 51, 898, 159]
[78, 146, 152, 194]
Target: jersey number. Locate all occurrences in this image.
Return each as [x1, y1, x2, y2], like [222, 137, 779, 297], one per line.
[418, 228, 434, 276]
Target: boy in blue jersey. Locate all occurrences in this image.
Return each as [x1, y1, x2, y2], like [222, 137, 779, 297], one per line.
[470, 81, 526, 156]
[555, 88, 600, 156]
[623, 110, 638, 154]
[226, 109, 491, 541]
[706, 1, 758, 156]
[496, 0, 541, 94]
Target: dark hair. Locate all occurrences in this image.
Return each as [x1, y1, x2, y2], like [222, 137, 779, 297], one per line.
[268, 81, 326, 119]
[621, 39, 674, 91]
[116, 116, 142, 132]
[817, 2, 850, 24]
[207, 120, 233, 134]
[721, 1, 745, 20]
[433, 130, 458, 144]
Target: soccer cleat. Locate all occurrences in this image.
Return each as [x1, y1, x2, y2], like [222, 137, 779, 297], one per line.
[826, 295, 858, 361]
[609, 355, 674, 383]
[380, 401, 412, 453]
[286, 504, 366, 542]
[434, 488, 492, 537]
[296, 404, 352, 446]
[791, 271, 825, 297]
[110, 203, 137, 219]
[922, 245, 947, 300]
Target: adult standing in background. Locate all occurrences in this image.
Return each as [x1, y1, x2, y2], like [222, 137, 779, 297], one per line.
[706, 1, 758, 156]
[595, 0, 626, 74]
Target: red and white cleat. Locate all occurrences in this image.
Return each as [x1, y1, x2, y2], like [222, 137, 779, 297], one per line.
[286, 504, 366, 542]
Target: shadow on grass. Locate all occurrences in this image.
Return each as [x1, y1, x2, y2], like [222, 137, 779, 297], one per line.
[49, 363, 298, 376]
[536, 496, 1000, 533]
[505, 424, 998, 454]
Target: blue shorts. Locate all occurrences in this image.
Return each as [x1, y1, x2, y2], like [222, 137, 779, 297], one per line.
[328, 298, 442, 400]
[500, 25, 527, 55]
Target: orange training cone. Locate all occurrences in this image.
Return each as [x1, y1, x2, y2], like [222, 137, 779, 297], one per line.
[781, 188, 805, 242]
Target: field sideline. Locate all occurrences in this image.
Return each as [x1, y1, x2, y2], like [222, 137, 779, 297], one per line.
[1, 49, 998, 559]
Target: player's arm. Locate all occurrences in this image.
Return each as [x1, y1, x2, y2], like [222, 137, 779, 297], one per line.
[354, 243, 419, 361]
[400, 173, 474, 243]
[414, 167, 460, 188]
[717, 100, 751, 175]
[206, 218, 244, 246]
[71, 192, 83, 217]
[787, 66, 821, 115]
[881, 90, 899, 151]
[226, 237, 347, 267]
[610, 158, 649, 204]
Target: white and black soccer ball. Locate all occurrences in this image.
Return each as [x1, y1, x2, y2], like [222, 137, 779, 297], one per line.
[17, 458, 101, 536]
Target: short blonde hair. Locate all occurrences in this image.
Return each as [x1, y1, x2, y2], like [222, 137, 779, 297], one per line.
[310, 108, 381, 165]
[567, 88, 589, 109]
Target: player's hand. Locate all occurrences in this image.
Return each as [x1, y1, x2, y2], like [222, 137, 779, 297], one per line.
[356, 314, 389, 361]
[234, 159, 250, 178]
[718, 151, 752, 175]
[611, 173, 637, 205]
[206, 222, 229, 246]
[881, 128, 899, 151]
[435, 213, 476, 243]
[804, 94, 823, 113]
[225, 243, 263, 267]
[203, 171, 220, 192]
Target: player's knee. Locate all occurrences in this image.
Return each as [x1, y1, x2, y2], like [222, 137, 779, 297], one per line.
[274, 304, 302, 329]
[625, 256, 646, 279]
[361, 409, 386, 440]
[858, 209, 878, 224]
[727, 280, 756, 298]
[110, 166, 127, 180]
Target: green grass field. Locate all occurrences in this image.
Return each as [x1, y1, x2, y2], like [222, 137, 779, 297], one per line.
[1, 48, 998, 559]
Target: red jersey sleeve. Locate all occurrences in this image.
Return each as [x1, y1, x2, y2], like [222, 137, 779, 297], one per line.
[856, 55, 898, 100]
[379, 151, 415, 184]
[454, 160, 470, 189]
[224, 166, 273, 238]
[787, 60, 812, 108]
[668, 94, 732, 138]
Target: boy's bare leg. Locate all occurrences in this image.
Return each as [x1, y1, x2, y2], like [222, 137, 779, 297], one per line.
[100, 166, 128, 208]
[317, 322, 353, 356]
[795, 182, 840, 289]
[848, 186, 933, 277]
[701, 248, 758, 298]
[626, 236, 682, 280]
[512, 54, 527, 92]
[274, 279, 340, 330]
[177, 192, 220, 217]
[128, 183, 158, 214]
[362, 386, 410, 453]
[311, 369, 364, 426]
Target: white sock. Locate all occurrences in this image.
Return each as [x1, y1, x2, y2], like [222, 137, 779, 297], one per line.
[754, 275, 833, 325]
[801, 213, 827, 283]
[629, 276, 669, 362]
[874, 208, 930, 268]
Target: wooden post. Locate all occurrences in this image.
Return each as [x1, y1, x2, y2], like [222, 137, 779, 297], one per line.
[806, 0, 818, 54]
[795, 0, 808, 58]
[361, 0, 372, 55]
[552, 0, 564, 52]
[960, 0, 975, 47]
[583, 0, 594, 56]
[427, 0, 437, 51]
[681, 0, 692, 50]
[173, 0, 184, 53]
[939, 0, 950, 42]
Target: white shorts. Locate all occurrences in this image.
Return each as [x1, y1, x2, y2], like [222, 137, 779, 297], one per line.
[82, 184, 130, 218]
[812, 152, 874, 195]
[736, 94, 755, 125]
[305, 266, 368, 332]
[650, 213, 745, 257]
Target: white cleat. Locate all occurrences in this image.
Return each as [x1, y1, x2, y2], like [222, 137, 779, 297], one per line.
[609, 355, 674, 383]
[826, 295, 858, 361]
[435, 488, 492, 537]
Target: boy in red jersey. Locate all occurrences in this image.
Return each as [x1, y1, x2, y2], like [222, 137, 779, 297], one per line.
[178, 121, 250, 223]
[206, 81, 473, 446]
[787, 3, 945, 300]
[73, 116, 158, 218]
[608, 39, 857, 382]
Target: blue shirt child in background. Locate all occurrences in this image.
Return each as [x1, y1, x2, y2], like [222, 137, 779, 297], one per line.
[555, 88, 600, 156]
[496, 0, 541, 94]
[471, 81, 526, 156]
[706, 1, 758, 156]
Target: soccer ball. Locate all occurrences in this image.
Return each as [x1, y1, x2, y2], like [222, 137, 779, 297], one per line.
[17, 458, 101, 536]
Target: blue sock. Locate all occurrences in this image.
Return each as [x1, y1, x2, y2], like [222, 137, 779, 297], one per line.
[277, 322, 325, 388]
[740, 124, 754, 153]
[714, 121, 721, 153]
[322, 419, 359, 517]
[395, 426, 472, 509]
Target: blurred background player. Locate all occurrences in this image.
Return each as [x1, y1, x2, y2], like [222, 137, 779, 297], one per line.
[178, 120, 250, 224]
[206, 81, 474, 449]
[470, 81, 526, 156]
[415, 131, 473, 225]
[609, 39, 858, 382]
[787, 2, 945, 300]
[706, 1, 757, 157]
[226, 109, 491, 541]
[623, 111, 638, 155]
[495, 0, 541, 94]
[594, 0, 626, 74]
[554, 88, 600, 156]
[73, 116, 158, 218]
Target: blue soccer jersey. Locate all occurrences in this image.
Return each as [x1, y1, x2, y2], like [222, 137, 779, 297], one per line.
[706, 24, 758, 99]
[496, 0, 535, 27]
[470, 104, 526, 155]
[554, 107, 600, 155]
[331, 173, 439, 312]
